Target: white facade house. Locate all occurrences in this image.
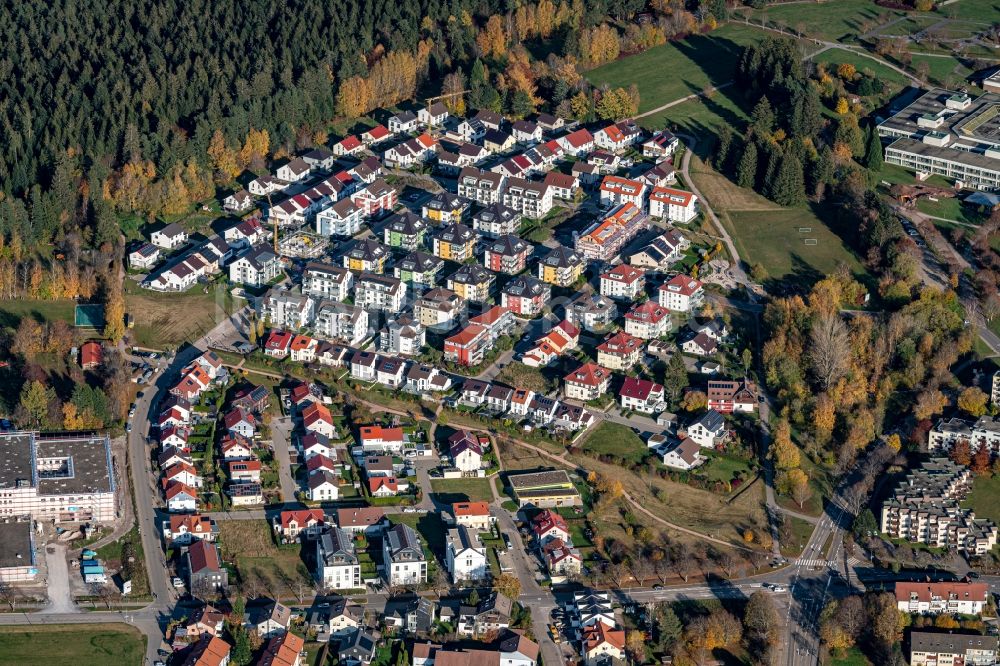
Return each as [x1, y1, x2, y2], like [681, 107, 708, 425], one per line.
[229, 247, 281, 287]
[648, 186, 698, 223]
[315, 199, 363, 237]
[315, 302, 369, 346]
[354, 274, 406, 312]
[383, 524, 428, 586]
[658, 275, 704, 313]
[446, 526, 488, 583]
[303, 263, 353, 302]
[151, 223, 189, 250]
[660, 438, 705, 470]
[686, 410, 726, 448]
[311, 526, 361, 590]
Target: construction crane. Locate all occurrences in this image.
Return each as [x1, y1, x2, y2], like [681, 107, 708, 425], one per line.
[266, 192, 278, 254]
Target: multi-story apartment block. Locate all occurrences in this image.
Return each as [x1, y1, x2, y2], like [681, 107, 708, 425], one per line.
[309, 526, 361, 590]
[457, 167, 506, 205]
[575, 203, 649, 262]
[599, 176, 647, 208]
[414, 287, 466, 332]
[624, 301, 672, 339]
[658, 274, 704, 312]
[473, 203, 522, 238]
[393, 251, 443, 291]
[354, 273, 406, 312]
[422, 192, 471, 224]
[501, 276, 551, 317]
[383, 524, 428, 586]
[484, 235, 531, 275]
[648, 186, 699, 223]
[383, 212, 427, 251]
[538, 246, 584, 287]
[303, 263, 353, 302]
[315, 198, 363, 236]
[447, 264, 495, 304]
[314, 302, 369, 346]
[599, 264, 644, 301]
[260, 289, 314, 331]
[432, 223, 478, 262]
[343, 238, 390, 274]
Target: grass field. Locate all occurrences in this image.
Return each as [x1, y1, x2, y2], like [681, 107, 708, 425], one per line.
[430, 477, 495, 503]
[916, 196, 987, 225]
[813, 49, 910, 91]
[391, 513, 447, 564]
[826, 646, 873, 666]
[961, 474, 1000, 526]
[0, 624, 146, 665]
[581, 422, 649, 465]
[938, 0, 1000, 21]
[587, 24, 776, 114]
[217, 520, 312, 597]
[701, 453, 753, 485]
[780, 515, 815, 558]
[125, 279, 237, 348]
[745, 0, 900, 43]
[909, 53, 974, 87]
[0, 298, 78, 329]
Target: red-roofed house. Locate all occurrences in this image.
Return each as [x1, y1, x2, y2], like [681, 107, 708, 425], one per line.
[543, 171, 579, 200]
[259, 631, 304, 666]
[895, 581, 990, 615]
[599, 175, 647, 208]
[706, 379, 758, 413]
[596, 332, 644, 370]
[649, 186, 699, 223]
[359, 425, 404, 453]
[163, 462, 203, 489]
[444, 323, 489, 367]
[274, 509, 326, 543]
[583, 622, 626, 663]
[223, 408, 257, 438]
[594, 123, 627, 152]
[658, 274, 704, 313]
[619, 377, 666, 414]
[522, 319, 579, 368]
[558, 128, 594, 156]
[220, 434, 254, 461]
[289, 334, 317, 363]
[80, 341, 103, 370]
[599, 263, 645, 301]
[451, 502, 495, 530]
[544, 538, 583, 577]
[368, 476, 408, 497]
[228, 459, 262, 483]
[362, 124, 390, 145]
[163, 514, 218, 545]
[301, 402, 335, 438]
[563, 362, 611, 401]
[160, 425, 191, 450]
[165, 480, 198, 512]
[333, 135, 363, 156]
[624, 301, 672, 339]
[336, 507, 388, 535]
[532, 509, 570, 545]
[264, 330, 293, 358]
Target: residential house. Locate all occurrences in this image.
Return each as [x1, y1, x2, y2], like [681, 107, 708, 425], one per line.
[596, 332, 644, 370]
[259, 632, 305, 666]
[418, 102, 450, 127]
[422, 192, 470, 224]
[374, 355, 407, 389]
[532, 509, 571, 545]
[565, 291, 617, 333]
[227, 460, 262, 484]
[314, 302, 369, 346]
[359, 425, 405, 454]
[247, 597, 292, 638]
[388, 110, 418, 134]
[447, 263, 494, 304]
[394, 251, 443, 291]
[637, 162, 676, 189]
[599, 175, 647, 209]
[599, 263, 644, 301]
[706, 379, 758, 413]
[909, 631, 998, 666]
[383, 523, 428, 586]
[538, 245, 584, 287]
[315, 198, 363, 237]
[449, 430, 487, 472]
[619, 377, 665, 415]
[545, 539, 583, 578]
[187, 540, 228, 593]
[521, 319, 579, 368]
[354, 273, 406, 312]
[686, 410, 726, 448]
[895, 581, 989, 616]
[361, 125, 391, 145]
[572, 161, 601, 188]
[690, 317, 728, 341]
[563, 363, 611, 402]
[337, 507, 388, 536]
[349, 350, 378, 382]
[483, 129, 515, 153]
[414, 287, 466, 332]
[432, 223, 478, 263]
[223, 216, 266, 249]
[182, 635, 231, 666]
[502, 178, 553, 218]
[80, 341, 104, 370]
[512, 119, 542, 144]
[472, 203, 521, 238]
[501, 276, 551, 317]
[629, 230, 689, 271]
[227, 482, 264, 506]
[624, 301, 672, 339]
[261, 289, 314, 331]
[559, 128, 595, 156]
[343, 238, 389, 274]
[229, 246, 281, 287]
[458, 593, 513, 637]
[350, 179, 397, 218]
[339, 628, 378, 666]
[302, 147, 337, 171]
[643, 130, 680, 160]
[274, 509, 326, 543]
[309, 526, 361, 590]
[302, 402, 336, 438]
[163, 514, 218, 546]
[276, 157, 311, 182]
[484, 235, 531, 275]
[648, 186, 699, 223]
[456, 118, 487, 143]
[575, 202, 649, 262]
[303, 263, 353, 301]
[457, 168, 506, 205]
[446, 526, 488, 583]
[129, 243, 160, 270]
[404, 363, 452, 394]
[383, 133, 437, 169]
[308, 471, 340, 502]
[661, 437, 705, 470]
[451, 502, 495, 531]
[223, 408, 256, 439]
[543, 171, 579, 200]
[333, 135, 363, 157]
[382, 212, 427, 251]
[380, 315, 425, 356]
[164, 462, 203, 489]
[682, 332, 717, 356]
[583, 622, 627, 665]
[151, 223, 189, 250]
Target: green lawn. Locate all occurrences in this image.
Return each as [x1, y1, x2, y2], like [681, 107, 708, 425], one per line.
[0, 624, 146, 665]
[582, 421, 649, 465]
[721, 207, 868, 287]
[745, 0, 900, 43]
[430, 477, 495, 503]
[638, 88, 752, 139]
[392, 513, 448, 559]
[826, 646, 873, 665]
[587, 24, 775, 113]
[909, 53, 974, 87]
[961, 473, 1000, 526]
[701, 453, 753, 485]
[0, 298, 78, 329]
[938, 0, 1000, 21]
[916, 196, 987, 225]
[780, 515, 815, 558]
[814, 49, 909, 92]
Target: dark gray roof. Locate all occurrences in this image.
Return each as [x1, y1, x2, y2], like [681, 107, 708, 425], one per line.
[0, 520, 34, 569]
[910, 631, 998, 654]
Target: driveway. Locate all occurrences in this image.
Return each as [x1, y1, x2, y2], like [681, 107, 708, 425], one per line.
[270, 417, 300, 501]
[44, 544, 76, 614]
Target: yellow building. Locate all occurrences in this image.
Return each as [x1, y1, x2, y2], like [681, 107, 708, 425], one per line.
[538, 245, 584, 287]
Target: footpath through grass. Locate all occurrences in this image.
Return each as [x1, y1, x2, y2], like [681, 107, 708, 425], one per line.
[0, 623, 146, 666]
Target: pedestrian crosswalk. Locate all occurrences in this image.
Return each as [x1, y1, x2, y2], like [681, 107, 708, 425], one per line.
[795, 558, 835, 567]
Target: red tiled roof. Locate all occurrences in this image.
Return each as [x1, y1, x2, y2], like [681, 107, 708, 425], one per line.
[532, 509, 568, 536]
[620, 377, 663, 401]
[453, 501, 490, 517]
[894, 581, 989, 603]
[601, 264, 644, 284]
[337, 507, 386, 528]
[660, 274, 703, 296]
[650, 186, 695, 207]
[279, 509, 326, 530]
[564, 362, 610, 387]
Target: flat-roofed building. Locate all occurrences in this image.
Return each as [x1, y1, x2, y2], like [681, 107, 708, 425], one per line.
[0, 520, 37, 583]
[508, 469, 582, 508]
[0, 432, 116, 523]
